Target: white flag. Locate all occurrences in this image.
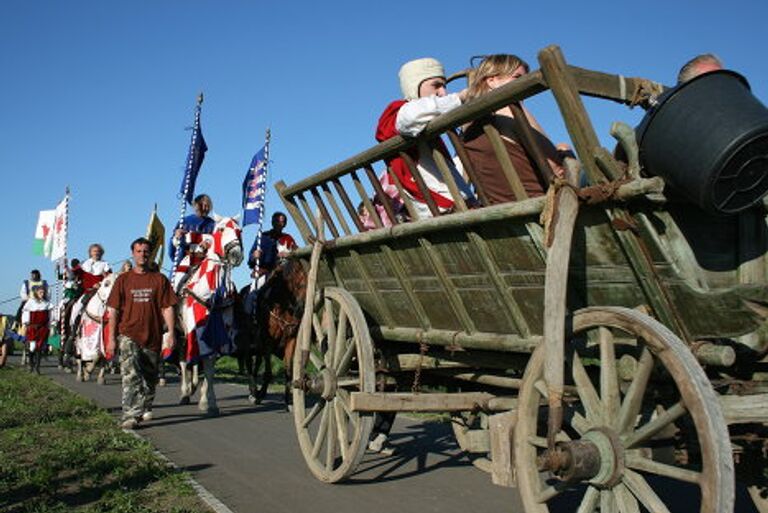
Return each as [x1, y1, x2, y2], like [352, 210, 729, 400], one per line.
[33, 210, 55, 257]
[50, 197, 68, 261]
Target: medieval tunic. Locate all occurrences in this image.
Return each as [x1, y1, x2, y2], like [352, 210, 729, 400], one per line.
[376, 96, 474, 218]
[169, 214, 215, 263]
[80, 258, 112, 291]
[22, 298, 53, 351]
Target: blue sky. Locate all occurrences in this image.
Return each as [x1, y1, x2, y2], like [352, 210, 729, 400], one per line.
[1, 0, 766, 313]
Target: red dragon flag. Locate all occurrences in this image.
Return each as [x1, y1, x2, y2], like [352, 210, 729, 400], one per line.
[33, 210, 55, 256]
[50, 195, 68, 262]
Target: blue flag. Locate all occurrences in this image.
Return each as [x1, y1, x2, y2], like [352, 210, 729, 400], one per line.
[179, 108, 208, 205]
[242, 146, 268, 227]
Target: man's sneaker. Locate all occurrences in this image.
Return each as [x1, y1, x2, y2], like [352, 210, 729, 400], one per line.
[121, 418, 140, 430]
[142, 411, 153, 422]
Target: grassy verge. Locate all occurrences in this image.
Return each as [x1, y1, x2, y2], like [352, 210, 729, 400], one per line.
[0, 366, 211, 513]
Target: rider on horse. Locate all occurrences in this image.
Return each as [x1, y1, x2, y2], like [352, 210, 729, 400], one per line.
[170, 193, 215, 291]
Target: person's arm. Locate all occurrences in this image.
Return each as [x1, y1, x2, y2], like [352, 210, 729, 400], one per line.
[19, 283, 27, 302]
[395, 93, 465, 137]
[21, 306, 30, 326]
[106, 306, 118, 358]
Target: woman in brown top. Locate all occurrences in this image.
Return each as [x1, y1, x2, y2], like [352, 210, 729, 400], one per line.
[462, 54, 566, 205]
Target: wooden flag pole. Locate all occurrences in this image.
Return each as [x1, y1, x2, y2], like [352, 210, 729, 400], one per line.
[171, 93, 204, 279]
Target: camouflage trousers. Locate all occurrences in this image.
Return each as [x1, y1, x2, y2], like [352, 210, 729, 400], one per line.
[119, 335, 159, 421]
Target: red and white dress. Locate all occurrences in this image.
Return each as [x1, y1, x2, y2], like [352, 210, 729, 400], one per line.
[22, 298, 53, 353]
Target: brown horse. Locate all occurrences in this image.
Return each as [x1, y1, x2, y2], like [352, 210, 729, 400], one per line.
[239, 259, 307, 409]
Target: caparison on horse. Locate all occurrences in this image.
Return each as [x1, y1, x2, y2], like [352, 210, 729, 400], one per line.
[172, 214, 243, 416]
[239, 258, 307, 409]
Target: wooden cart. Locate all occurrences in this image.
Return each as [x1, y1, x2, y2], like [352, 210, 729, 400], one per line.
[277, 45, 768, 513]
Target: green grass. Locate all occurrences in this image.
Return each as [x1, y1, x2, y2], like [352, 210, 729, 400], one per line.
[0, 366, 211, 513]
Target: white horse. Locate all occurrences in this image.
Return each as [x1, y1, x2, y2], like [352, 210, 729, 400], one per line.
[173, 214, 243, 415]
[73, 272, 119, 384]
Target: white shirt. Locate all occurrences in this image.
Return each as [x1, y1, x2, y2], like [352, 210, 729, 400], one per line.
[82, 258, 111, 276]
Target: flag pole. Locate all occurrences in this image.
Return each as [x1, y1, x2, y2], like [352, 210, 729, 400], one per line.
[56, 186, 70, 334]
[171, 93, 204, 278]
[250, 128, 271, 289]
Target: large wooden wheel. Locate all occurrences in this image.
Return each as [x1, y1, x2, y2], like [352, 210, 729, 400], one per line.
[515, 307, 734, 513]
[292, 287, 375, 483]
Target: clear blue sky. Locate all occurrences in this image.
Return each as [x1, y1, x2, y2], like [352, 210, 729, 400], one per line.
[1, 0, 767, 313]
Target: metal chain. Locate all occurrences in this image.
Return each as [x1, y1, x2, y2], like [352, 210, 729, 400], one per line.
[411, 342, 429, 393]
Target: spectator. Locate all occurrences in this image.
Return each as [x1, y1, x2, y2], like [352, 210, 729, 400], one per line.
[107, 238, 177, 429]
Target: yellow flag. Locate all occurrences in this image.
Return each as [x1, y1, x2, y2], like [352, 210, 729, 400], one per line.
[145, 206, 166, 270]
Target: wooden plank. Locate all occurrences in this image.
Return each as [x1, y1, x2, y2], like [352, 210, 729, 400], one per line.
[370, 325, 541, 353]
[351, 170, 383, 229]
[364, 164, 398, 224]
[386, 165, 420, 220]
[350, 392, 496, 412]
[419, 238, 476, 334]
[275, 180, 313, 245]
[348, 249, 395, 327]
[466, 231, 531, 337]
[400, 151, 440, 217]
[331, 178, 365, 233]
[720, 394, 768, 424]
[447, 129, 489, 206]
[489, 410, 517, 488]
[430, 142, 467, 211]
[321, 183, 351, 236]
[568, 65, 662, 105]
[482, 122, 529, 201]
[380, 245, 430, 330]
[508, 102, 556, 183]
[310, 187, 340, 239]
[538, 45, 605, 184]
[296, 193, 318, 238]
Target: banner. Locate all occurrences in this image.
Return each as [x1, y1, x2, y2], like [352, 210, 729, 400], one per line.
[242, 146, 268, 227]
[50, 196, 68, 261]
[145, 206, 166, 269]
[179, 105, 207, 205]
[33, 210, 55, 256]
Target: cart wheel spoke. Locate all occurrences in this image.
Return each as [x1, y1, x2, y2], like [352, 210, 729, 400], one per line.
[572, 352, 601, 423]
[335, 339, 357, 377]
[334, 399, 349, 461]
[302, 400, 325, 429]
[312, 406, 330, 459]
[576, 486, 600, 513]
[617, 348, 654, 433]
[614, 483, 640, 513]
[537, 483, 563, 503]
[623, 469, 672, 513]
[572, 411, 590, 434]
[324, 297, 336, 367]
[333, 309, 348, 368]
[622, 401, 686, 449]
[625, 452, 701, 483]
[600, 489, 617, 513]
[599, 327, 620, 424]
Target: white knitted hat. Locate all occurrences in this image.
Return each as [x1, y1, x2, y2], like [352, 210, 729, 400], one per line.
[399, 58, 445, 100]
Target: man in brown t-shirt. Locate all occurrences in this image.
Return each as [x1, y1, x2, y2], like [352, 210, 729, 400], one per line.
[107, 237, 177, 429]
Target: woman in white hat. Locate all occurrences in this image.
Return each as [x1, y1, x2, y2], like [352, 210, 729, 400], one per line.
[375, 57, 475, 219]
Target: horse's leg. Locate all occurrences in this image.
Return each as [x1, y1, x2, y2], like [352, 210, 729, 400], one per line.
[283, 337, 297, 412]
[258, 354, 272, 404]
[250, 351, 262, 405]
[158, 361, 166, 387]
[191, 363, 199, 397]
[199, 356, 219, 416]
[75, 357, 83, 381]
[179, 361, 191, 405]
[97, 357, 106, 385]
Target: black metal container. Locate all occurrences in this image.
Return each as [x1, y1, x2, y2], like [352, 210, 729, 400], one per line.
[637, 70, 768, 214]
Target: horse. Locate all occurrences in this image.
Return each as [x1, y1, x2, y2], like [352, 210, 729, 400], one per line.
[73, 272, 119, 384]
[173, 214, 243, 416]
[240, 258, 307, 409]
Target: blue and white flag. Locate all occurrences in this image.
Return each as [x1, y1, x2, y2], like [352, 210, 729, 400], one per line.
[242, 146, 268, 227]
[179, 106, 208, 205]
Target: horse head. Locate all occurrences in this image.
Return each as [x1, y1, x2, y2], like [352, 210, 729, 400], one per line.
[209, 214, 243, 267]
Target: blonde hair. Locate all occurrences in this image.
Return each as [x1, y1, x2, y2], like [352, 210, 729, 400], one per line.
[467, 54, 529, 101]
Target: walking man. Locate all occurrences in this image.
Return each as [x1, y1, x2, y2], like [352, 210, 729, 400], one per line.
[107, 237, 177, 429]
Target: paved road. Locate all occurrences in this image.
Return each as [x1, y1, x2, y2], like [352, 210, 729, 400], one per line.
[29, 358, 761, 513]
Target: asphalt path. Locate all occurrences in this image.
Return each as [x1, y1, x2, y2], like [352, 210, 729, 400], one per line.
[23, 357, 762, 513]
